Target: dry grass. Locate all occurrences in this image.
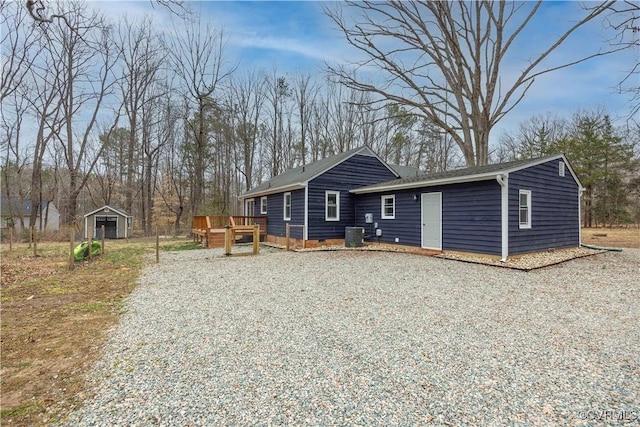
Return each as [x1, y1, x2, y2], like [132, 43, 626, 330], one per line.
[0, 237, 200, 426]
[582, 226, 640, 248]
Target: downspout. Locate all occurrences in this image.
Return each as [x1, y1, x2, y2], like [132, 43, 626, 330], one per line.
[578, 187, 585, 245]
[304, 185, 309, 241]
[496, 173, 509, 262]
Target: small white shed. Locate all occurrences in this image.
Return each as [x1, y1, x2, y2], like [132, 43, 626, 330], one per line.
[84, 205, 132, 239]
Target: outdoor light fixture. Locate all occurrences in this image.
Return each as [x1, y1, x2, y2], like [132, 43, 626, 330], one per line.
[413, 194, 419, 201]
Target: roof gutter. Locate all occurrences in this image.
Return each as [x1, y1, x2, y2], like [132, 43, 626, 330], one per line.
[239, 183, 306, 200]
[496, 173, 509, 262]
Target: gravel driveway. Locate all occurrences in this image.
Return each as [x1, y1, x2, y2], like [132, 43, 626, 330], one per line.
[64, 248, 640, 426]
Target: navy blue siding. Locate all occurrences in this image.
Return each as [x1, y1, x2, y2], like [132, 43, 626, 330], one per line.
[509, 159, 580, 254]
[354, 180, 502, 255]
[266, 189, 305, 239]
[307, 154, 397, 240]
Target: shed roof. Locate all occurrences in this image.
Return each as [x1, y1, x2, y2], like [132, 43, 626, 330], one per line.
[351, 154, 582, 194]
[84, 205, 131, 218]
[241, 146, 400, 198]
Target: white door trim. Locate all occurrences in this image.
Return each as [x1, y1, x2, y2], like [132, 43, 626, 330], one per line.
[421, 192, 442, 250]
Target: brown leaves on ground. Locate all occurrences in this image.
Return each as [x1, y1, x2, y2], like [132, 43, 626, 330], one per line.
[0, 239, 164, 426]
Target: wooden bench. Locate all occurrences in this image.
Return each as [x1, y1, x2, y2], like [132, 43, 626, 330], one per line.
[192, 215, 267, 248]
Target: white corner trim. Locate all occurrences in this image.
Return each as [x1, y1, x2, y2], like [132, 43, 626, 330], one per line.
[496, 174, 509, 262]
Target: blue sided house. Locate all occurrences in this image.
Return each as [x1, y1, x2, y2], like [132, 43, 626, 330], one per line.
[240, 147, 583, 260]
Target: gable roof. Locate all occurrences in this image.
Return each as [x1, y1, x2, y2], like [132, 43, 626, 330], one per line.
[351, 154, 582, 194]
[241, 146, 399, 199]
[83, 205, 131, 218]
[0, 196, 54, 217]
[388, 164, 421, 178]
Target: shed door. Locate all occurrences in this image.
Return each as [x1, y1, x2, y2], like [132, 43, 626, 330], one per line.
[421, 192, 442, 250]
[95, 216, 118, 239]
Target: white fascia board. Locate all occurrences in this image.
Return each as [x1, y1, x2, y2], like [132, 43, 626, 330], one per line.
[83, 205, 130, 218]
[350, 172, 498, 194]
[239, 183, 306, 200]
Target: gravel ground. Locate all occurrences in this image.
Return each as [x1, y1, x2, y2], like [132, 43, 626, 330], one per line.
[62, 248, 640, 426]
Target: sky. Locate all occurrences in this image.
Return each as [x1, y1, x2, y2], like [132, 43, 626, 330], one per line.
[86, 1, 640, 142]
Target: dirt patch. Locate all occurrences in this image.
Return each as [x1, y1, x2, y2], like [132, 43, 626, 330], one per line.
[0, 238, 194, 426]
[582, 227, 639, 249]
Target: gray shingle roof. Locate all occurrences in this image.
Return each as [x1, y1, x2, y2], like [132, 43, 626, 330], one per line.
[241, 146, 397, 198]
[0, 196, 52, 216]
[352, 154, 567, 193]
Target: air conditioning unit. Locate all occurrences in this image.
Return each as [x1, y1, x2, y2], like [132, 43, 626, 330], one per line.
[345, 227, 365, 247]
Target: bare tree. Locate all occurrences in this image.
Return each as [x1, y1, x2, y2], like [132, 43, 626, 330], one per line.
[116, 16, 167, 219]
[41, 1, 120, 225]
[1, 1, 42, 102]
[263, 72, 292, 177]
[326, 1, 620, 166]
[229, 71, 265, 191]
[293, 74, 318, 165]
[25, 0, 190, 25]
[496, 113, 568, 161]
[605, 1, 639, 118]
[170, 17, 233, 215]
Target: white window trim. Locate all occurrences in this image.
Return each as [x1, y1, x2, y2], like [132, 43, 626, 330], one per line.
[559, 161, 565, 177]
[283, 192, 291, 221]
[260, 196, 267, 214]
[325, 190, 340, 221]
[381, 195, 395, 219]
[519, 190, 532, 229]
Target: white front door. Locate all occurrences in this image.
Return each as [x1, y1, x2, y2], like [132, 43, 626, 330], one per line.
[421, 192, 442, 250]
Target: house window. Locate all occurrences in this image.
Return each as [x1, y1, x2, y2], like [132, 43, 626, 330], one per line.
[381, 195, 395, 219]
[260, 196, 267, 214]
[283, 192, 291, 221]
[519, 190, 531, 229]
[559, 161, 565, 177]
[325, 191, 340, 221]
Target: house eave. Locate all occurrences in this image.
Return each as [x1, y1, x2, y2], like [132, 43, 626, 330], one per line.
[350, 172, 498, 194]
[239, 183, 306, 200]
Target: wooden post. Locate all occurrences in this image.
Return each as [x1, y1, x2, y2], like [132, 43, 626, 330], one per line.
[252, 225, 259, 254]
[9, 227, 12, 252]
[32, 226, 37, 257]
[156, 226, 159, 264]
[69, 225, 75, 271]
[88, 226, 93, 261]
[28, 225, 32, 248]
[101, 225, 105, 254]
[224, 225, 232, 256]
[286, 223, 290, 251]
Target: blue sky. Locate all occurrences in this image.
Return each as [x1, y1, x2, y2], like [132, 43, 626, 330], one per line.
[97, 1, 637, 140]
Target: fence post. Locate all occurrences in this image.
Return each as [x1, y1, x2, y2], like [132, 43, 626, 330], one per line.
[32, 226, 37, 257]
[101, 225, 105, 254]
[69, 225, 75, 271]
[156, 225, 160, 264]
[9, 227, 12, 252]
[253, 225, 259, 254]
[224, 225, 232, 256]
[28, 225, 32, 249]
[88, 226, 93, 261]
[286, 223, 290, 251]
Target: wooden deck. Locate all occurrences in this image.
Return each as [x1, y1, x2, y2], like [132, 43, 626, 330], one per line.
[192, 215, 267, 248]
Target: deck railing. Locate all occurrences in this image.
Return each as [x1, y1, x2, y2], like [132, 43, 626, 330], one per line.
[192, 215, 267, 234]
